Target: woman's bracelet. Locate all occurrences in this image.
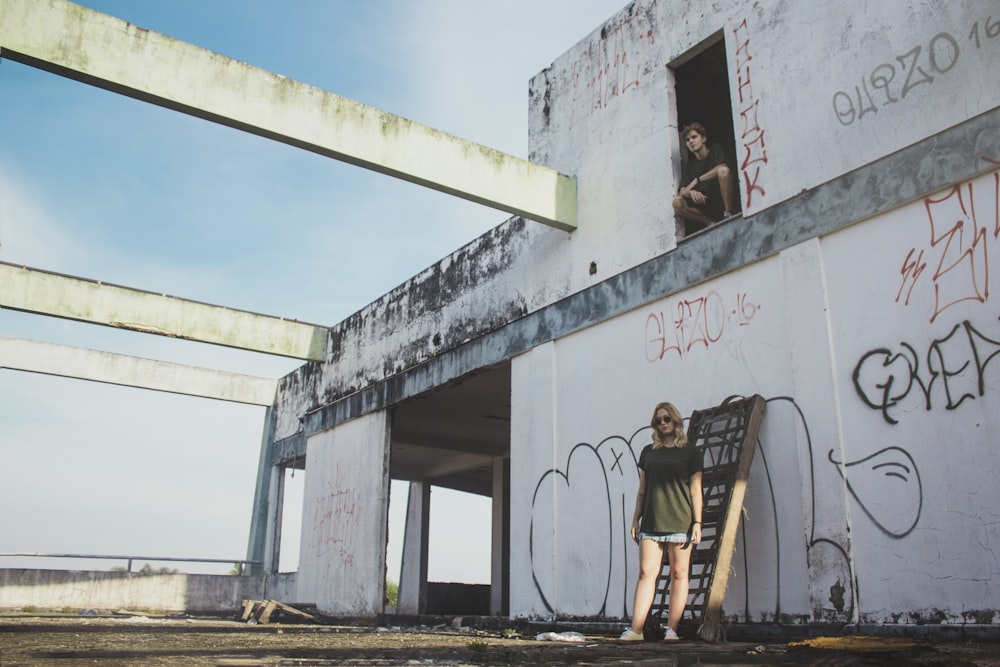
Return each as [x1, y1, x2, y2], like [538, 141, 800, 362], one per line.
[693, 521, 702, 524]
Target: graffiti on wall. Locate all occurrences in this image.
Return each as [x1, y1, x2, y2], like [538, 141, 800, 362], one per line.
[896, 169, 999, 324]
[644, 289, 761, 364]
[854, 168, 1000, 424]
[852, 317, 1000, 425]
[565, 8, 656, 130]
[307, 463, 359, 568]
[732, 18, 769, 208]
[833, 14, 998, 126]
[830, 445, 922, 539]
[527, 394, 925, 619]
[529, 433, 641, 617]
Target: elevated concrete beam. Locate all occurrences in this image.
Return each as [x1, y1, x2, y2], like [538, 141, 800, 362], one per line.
[0, 0, 577, 231]
[0, 337, 277, 405]
[0, 262, 327, 360]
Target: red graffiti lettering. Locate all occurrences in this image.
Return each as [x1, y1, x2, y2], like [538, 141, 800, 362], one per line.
[732, 18, 768, 210]
[896, 171, 998, 323]
[645, 290, 760, 364]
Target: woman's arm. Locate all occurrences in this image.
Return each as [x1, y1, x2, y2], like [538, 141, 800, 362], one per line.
[689, 470, 704, 544]
[631, 470, 646, 541]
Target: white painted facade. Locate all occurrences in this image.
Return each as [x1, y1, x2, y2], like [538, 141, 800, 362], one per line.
[296, 412, 390, 616]
[6, 0, 995, 631]
[282, 0, 1000, 629]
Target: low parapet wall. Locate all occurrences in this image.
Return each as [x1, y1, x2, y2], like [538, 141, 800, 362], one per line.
[0, 569, 283, 614]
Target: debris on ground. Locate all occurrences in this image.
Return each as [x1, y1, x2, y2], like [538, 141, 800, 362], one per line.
[239, 599, 317, 625]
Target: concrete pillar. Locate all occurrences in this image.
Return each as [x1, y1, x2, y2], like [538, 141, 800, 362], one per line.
[246, 408, 277, 575]
[782, 239, 858, 623]
[266, 467, 286, 574]
[296, 412, 390, 615]
[490, 456, 510, 615]
[396, 482, 430, 614]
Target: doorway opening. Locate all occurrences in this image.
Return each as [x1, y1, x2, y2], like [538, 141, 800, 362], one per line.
[277, 466, 305, 573]
[671, 33, 742, 237]
[387, 363, 511, 616]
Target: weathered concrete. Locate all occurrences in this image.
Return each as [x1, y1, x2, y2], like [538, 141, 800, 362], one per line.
[0, 338, 277, 405]
[0, 0, 577, 230]
[2, 0, 997, 637]
[295, 412, 390, 615]
[0, 262, 328, 360]
[294, 107, 1000, 442]
[269, 0, 1000, 631]
[0, 569, 266, 614]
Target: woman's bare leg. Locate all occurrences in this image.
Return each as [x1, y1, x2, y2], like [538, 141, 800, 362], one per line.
[665, 542, 693, 632]
[629, 539, 666, 632]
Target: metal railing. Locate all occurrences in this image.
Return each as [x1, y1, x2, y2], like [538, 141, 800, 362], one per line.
[0, 553, 261, 575]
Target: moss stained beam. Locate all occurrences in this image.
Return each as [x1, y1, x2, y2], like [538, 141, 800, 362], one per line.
[0, 0, 577, 231]
[0, 262, 327, 361]
[0, 338, 278, 405]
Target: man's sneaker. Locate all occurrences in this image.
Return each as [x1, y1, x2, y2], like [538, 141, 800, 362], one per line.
[663, 627, 680, 641]
[618, 628, 644, 641]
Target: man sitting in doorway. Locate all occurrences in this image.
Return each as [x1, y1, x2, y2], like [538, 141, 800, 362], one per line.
[672, 122, 738, 233]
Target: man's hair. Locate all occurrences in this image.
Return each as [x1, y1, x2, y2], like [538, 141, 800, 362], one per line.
[681, 122, 708, 140]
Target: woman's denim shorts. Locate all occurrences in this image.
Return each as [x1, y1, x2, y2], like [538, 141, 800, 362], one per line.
[638, 531, 689, 543]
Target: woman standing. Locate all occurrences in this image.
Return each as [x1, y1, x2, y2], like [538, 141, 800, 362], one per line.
[619, 401, 703, 642]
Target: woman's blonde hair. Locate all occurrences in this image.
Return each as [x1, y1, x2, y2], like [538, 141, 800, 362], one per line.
[650, 401, 688, 448]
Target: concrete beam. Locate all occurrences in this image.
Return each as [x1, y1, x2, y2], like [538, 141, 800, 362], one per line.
[0, 338, 278, 405]
[0, 0, 577, 231]
[0, 263, 327, 360]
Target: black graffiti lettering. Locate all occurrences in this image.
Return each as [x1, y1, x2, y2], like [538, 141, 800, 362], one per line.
[852, 344, 928, 425]
[853, 319, 1000, 424]
[897, 45, 934, 98]
[869, 63, 898, 106]
[833, 27, 970, 126]
[854, 79, 878, 120]
[929, 32, 960, 73]
[928, 323, 977, 410]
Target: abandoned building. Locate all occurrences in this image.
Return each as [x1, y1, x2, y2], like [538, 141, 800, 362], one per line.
[1, 0, 998, 637]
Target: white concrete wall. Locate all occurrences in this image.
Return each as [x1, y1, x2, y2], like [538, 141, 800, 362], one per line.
[276, 0, 999, 441]
[530, 0, 999, 219]
[296, 412, 389, 616]
[0, 569, 264, 613]
[280, 0, 999, 627]
[511, 168, 1000, 624]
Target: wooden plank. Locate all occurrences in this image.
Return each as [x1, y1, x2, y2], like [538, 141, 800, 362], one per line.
[700, 396, 766, 641]
[239, 599, 256, 622]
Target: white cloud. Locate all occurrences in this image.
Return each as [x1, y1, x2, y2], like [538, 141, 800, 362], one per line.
[0, 164, 92, 270]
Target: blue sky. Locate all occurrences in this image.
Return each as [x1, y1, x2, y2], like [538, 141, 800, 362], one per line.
[0, 0, 625, 583]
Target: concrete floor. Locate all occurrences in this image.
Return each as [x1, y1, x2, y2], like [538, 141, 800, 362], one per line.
[1, 613, 998, 666]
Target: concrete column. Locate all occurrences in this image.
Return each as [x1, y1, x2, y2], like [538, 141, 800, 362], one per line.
[265, 467, 286, 574]
[396, 482, 430, 614]
[246, 408, 277, 575]
[781, 239, 858, 623]
[296, 412, 390, 615]
[490, 456, 510, 615]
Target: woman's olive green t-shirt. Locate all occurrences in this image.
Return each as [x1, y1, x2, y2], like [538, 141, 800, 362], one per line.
[638, 442, 703, 535]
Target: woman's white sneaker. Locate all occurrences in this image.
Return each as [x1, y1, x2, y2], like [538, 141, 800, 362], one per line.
[663, 627, 680, 641]
[618, 628, 644, 641]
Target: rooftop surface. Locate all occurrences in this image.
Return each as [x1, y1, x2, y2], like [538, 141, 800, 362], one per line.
[1, 613, 997, 666]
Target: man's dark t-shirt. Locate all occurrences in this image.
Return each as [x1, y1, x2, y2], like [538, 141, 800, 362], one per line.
[680, 143, 729, 222]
